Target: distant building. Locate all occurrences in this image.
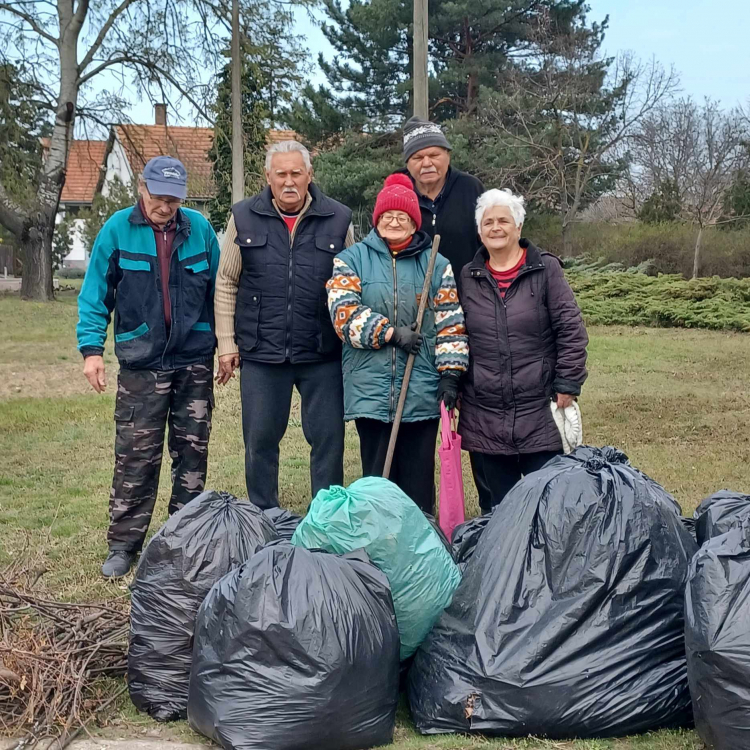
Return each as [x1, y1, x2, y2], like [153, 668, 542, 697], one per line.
[47, 104, 297, 269]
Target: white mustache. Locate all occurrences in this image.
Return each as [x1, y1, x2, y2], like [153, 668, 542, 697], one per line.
[282, 187, 300, 196]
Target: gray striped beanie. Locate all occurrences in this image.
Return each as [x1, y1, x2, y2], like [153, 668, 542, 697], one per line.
[403, 116, 452, 161]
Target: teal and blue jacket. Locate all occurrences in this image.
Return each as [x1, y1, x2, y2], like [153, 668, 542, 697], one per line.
[76, 203, 220, 370]
[327, 229, 469, 423]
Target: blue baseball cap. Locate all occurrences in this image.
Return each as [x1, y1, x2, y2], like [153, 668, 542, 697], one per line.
[143, 156, 188, 200]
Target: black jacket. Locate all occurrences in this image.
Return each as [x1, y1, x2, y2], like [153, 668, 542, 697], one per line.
[458, 240, 589, 455]
[232, 184, 352, 364]
[398, 167, 484, 276]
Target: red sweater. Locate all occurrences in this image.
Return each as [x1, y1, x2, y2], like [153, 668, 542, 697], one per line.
[486, 249, 526, 298]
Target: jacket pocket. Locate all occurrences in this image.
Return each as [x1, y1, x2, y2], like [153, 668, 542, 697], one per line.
[186, 259, 209, 273]
[118, 257, 151, 272]
[236, 233, 269, 272]
[235, 290, 261, 353]
[191, 321, 212, 332]
[115, 322, 149, 343]
[315, 235, 344, 278]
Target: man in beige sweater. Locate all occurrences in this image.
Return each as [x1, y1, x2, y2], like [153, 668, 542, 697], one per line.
[214, 141, 354, 509]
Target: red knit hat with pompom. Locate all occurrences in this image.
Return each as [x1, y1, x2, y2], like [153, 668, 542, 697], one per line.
[372, 173, 422, 230]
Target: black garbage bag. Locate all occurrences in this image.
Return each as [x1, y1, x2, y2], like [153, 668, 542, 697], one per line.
[451, 513, 491, 568]
[686, 519, 750, 750]
[408, 445, 697, 739]
[681, 516, 697, 544]
[128, 491, 278, 722]
[188, 542, 400, 750]
[694, 490, 750, 546]
[261, 506, 303, 541]
[423, 511, 455, 559]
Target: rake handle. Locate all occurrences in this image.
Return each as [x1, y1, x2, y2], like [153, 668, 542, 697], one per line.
[382, 235, 441, 479]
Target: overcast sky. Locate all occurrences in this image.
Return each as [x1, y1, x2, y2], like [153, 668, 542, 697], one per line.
[124, 0, 749, 127]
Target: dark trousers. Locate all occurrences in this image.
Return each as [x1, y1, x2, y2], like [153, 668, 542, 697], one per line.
[470, 450, 561, 513]
[109, 363, 213, 552]
[240, 359, 345, 509]
[356, 418, 440, 515]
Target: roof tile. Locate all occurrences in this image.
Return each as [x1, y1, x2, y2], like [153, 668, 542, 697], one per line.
[59, 140, 108, 203]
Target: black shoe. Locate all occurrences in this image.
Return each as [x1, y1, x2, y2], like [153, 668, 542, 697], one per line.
[101, 550, 136, 578]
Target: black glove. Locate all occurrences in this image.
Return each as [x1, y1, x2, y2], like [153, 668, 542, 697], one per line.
[390, 323, 424, 355]
[438, 371, 461, 411]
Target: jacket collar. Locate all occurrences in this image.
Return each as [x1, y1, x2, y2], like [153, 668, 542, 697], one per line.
[248, 183, 335, 219]
[129, 201, 191, 234]
[398, 165, 461, 204]
[362, 228, 433, 258]
[467, 238, 545, 279]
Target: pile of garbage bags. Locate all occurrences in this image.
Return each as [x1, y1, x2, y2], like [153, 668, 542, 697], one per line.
[187, 543, 400, 750]
[686, 492, 750, 750]
[409, 446, 697, 739]
[125, 454, 750, 749]
[128, 491, 279, 721]
[291, 477, 462, 659]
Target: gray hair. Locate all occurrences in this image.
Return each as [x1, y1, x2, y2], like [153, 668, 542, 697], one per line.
[265, 140, 312, 172]
[475, 188, 526, 229]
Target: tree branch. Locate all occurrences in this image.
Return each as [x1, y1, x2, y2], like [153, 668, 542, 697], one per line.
[0, 2, 59, 45]
[76, 55, 132, 85]
[78, 0, 139, 73]
[0, 178, 29, 238]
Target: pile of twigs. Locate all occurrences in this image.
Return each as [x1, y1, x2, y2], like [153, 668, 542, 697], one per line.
[0, 562, 129, 749]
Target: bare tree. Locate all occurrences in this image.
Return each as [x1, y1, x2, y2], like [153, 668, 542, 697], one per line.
[0, 0, 270, 300]
[631, 99, 749, 277]
[479, 14, 677, 254]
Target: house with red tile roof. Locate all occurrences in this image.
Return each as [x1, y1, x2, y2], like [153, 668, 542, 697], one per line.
[53, 105, 298, 268]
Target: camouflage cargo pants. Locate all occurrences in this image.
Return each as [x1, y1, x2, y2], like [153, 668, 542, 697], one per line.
[108, 363, 214, 552]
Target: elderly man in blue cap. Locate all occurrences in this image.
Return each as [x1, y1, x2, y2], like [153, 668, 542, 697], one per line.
[77, 156, 221, 578]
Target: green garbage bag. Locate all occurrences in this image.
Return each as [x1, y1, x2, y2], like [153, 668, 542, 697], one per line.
[292, 477, 461, 659]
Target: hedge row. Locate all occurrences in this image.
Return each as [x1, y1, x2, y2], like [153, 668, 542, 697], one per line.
[569, 272, 750, 332]
[525, 218, 750, 279]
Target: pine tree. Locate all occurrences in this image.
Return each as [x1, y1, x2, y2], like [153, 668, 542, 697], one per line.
[304, 0, 592, 133]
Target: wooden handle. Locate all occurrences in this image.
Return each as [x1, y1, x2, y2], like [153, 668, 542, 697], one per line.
[383, 235, 442, 479]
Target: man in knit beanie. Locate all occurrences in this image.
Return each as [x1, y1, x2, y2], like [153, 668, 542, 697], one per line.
[397, 116, 484, 277]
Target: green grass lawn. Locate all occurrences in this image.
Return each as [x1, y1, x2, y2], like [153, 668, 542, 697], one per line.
[2, 288, 749, 749]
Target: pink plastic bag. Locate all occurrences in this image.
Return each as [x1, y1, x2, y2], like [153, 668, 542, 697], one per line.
[438, 402, 465, 540]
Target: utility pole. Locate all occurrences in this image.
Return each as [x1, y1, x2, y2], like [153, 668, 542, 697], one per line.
[231, 0, 244, 204]
[413, 0, 429, 119]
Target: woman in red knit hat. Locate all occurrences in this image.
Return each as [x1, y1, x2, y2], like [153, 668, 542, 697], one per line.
[326, 174, 469, 512]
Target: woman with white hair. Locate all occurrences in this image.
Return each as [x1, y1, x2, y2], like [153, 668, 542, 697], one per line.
[457, 188, 589, 512]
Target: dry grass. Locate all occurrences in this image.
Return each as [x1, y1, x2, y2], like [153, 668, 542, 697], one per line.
[1, 289, 747, 749]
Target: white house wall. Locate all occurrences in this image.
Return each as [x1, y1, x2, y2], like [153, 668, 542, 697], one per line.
[104, 137, 135, 195]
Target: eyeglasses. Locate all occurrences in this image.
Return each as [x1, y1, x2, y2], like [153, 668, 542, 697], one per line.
[379, 213, 412, 226]
[145, 188, 182, 209]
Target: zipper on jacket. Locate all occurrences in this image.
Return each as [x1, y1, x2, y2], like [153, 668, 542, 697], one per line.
[160, 228, 175, 370]
[159, 216, 191, 369]
[390, 253, 398, 421]
[482, 261, 544, 449]
[285, 229, 294, 360]
[277, 201, 312, 363]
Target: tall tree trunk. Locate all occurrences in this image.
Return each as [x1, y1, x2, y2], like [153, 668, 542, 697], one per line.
[20, 16, 80, 300]
[562, 219, 573, 256]
[692, 225, 703, 279]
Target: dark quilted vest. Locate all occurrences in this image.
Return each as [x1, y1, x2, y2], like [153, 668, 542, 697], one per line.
[232, 184, 352, 364]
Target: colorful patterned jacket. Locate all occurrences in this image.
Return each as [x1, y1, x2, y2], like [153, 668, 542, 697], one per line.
[326, 228, 468, 423]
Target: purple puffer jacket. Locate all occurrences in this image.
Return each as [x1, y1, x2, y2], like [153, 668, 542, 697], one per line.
[458, 240, 588, 455]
